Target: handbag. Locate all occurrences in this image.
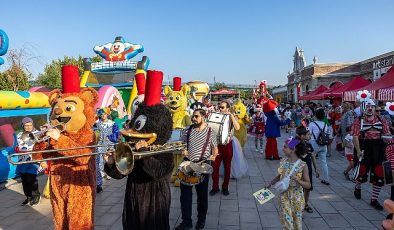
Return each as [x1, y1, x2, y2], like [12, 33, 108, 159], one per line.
[273, 159, 302, 193]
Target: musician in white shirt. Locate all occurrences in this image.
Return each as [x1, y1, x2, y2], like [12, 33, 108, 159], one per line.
[210, 100, 240, 196]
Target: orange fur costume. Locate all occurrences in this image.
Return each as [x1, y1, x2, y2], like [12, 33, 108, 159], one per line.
[33, 66, 98, 230]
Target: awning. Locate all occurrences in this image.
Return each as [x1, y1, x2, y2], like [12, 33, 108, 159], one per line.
[299, 85, 328, 100]
[310, 82, 343, 100]
[378, 88, 394, 101]
[323, 76, 370, 98]
[343, 90, 376, 102]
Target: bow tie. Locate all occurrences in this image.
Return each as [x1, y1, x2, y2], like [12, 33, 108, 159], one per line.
[361, 122, 383, 131]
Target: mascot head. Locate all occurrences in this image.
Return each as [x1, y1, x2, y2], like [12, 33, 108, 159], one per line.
[164, 77, 189, 114]
[121, 70, 172, 145]
[186, 80, 209, 102]
[48, 65, 98, 134]
[231, 99, 247, 120]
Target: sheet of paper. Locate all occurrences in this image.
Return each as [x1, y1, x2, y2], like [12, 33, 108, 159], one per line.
[253, 188, 275, 205]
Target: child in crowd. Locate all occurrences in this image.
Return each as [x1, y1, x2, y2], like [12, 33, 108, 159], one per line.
[267, 137, 311, 230]
[343, 127, 354, 180]
[296, 126, 319, 213]
[287, 120, 296, 138]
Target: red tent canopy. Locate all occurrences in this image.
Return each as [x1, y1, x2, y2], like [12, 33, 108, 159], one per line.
[299, 85, 328, 100]
[310, 82, 343, 100]
[210, 89, 239, 95]
[365, 66, 394, 90]
[323, 76, 370, 98]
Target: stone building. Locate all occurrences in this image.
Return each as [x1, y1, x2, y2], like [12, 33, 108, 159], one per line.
[286, 48, 394, 103]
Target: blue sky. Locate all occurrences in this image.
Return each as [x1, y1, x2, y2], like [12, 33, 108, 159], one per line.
[1, 0, 393, 85]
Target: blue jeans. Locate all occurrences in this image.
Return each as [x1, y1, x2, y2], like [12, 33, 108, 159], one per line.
[311, 140, 329, 182]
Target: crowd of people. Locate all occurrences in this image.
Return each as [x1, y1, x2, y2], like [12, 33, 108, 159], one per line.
[13, 92, 394, 230]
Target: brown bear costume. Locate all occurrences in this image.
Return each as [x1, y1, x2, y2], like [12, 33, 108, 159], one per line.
[33, 65, 98, 230]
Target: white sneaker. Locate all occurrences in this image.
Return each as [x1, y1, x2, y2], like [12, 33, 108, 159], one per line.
[255, 148, 259, 152]
[260, 149, 264, 153]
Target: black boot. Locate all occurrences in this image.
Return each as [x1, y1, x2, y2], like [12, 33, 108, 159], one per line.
[370, 199, 383, 211]
[354, 188, 361, 199]
[195, 220, 205, 230]
[175, 221, 192, 230]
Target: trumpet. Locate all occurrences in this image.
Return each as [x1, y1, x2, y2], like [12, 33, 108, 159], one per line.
[21, 123, 66, 145]
[8, 140, 186, 176]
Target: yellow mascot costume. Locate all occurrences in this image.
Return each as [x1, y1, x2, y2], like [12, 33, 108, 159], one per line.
[164, 77, 191, 186]
[232, 99, 250, 148]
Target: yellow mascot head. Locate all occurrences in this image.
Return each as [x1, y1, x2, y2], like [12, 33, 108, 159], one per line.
[232, 99, 247, 120]
[164, 77, 189, 114]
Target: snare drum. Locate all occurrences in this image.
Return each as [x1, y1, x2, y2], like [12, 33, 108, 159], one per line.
[176, 161, 204, 186]
[206, 112, 232, 145]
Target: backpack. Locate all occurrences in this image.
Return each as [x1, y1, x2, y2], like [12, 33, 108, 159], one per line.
[312, 121, 330, 146]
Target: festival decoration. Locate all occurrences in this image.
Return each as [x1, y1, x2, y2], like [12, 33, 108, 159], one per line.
[385, 102, 394, 116]
[356, 90, 372, 102]
[0, 29, 9, 65]
[91, 36, 147, 72]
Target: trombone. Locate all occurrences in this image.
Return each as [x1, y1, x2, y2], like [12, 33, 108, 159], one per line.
[8, 141, 186, 176]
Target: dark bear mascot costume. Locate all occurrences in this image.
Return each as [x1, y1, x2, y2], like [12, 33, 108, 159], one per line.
[104, 70, 174, 230]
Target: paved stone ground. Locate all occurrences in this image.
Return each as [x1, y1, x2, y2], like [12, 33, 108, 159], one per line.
[0, 130, 391, 230]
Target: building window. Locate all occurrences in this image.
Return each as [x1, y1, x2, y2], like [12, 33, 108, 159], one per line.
[305, 85, 309, 93]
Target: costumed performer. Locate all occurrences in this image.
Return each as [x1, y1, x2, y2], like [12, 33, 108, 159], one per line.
[264, 99, 291, 160]
[164, 77, 191, 187]
[33, 65, 98, 230]
[229, 99, 249, 178]
[104, 70, 174, 230]
[352, 98, 390, 210]
[94, 107, 119, 193]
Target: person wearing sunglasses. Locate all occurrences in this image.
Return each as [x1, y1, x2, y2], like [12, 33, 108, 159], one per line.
[210, 100, 240, 196]
[175, 109, 218, 230]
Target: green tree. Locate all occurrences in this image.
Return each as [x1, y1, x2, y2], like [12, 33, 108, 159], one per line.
[0, 48, 32, 91]
[213, 82, 226, 91]
[36, 55, 102, 89]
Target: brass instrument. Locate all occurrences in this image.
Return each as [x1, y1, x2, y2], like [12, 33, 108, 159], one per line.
[8, 140, 186, 176]
[24, 123, 66, 144]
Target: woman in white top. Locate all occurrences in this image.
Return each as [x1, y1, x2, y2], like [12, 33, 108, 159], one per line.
[308, 108, 332, 185]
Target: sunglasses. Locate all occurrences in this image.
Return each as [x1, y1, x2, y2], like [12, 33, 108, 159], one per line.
[193, 115, 200, 118]
[219, 106, 226, 109]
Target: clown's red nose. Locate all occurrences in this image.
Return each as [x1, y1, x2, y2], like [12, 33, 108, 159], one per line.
[390, 105, 394, 111]
[361, 93, 367, 98]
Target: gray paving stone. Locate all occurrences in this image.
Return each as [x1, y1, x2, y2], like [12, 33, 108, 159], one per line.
[0, 132, 388, 229]
[219, 211, 240, 226]
[320, 213, 351, 228]
[338, 211, 374, 228]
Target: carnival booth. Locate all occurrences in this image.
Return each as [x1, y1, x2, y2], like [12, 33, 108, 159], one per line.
[344, 66, 394, 101]
[323, 76, 370, 101]
[210, 89, 240, 102]
[299, 85, 328, 100]
[309, 82, 343, 100]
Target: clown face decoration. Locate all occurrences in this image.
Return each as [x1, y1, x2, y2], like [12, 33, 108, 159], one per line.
[356, 90, 372, 102]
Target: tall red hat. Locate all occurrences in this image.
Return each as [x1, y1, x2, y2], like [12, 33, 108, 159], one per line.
[135, 73, 146, 95]
[62, 65, 80, 93]
[144, 70, 163, 106]
[173, 77, 181, 91]
[263, 99, 278, 113]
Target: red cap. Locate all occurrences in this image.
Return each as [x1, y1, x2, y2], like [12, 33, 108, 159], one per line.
[135, 73, 146, 95]
[62, 65, 80, 93]
[263, 99, 278, 113]
[144, 70, 163, 106]
[173, 77, 181, 91]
